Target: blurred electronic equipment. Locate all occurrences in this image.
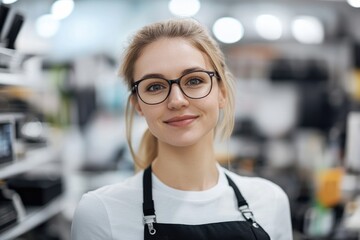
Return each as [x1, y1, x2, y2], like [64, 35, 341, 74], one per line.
[0, 3, 24, 51]
[0, 116, 14, 165]
[7, 175, 63, 206]
[345, 112, 360, 174]
[269, 58, 328, 83]
[0, 182, 25, 233]
[20, 118, 47, 146]
[297, 83, 333, 132]
[268, 58, 334, 132]
[0, 4, 9, 39]
[3, 13, 23, 50]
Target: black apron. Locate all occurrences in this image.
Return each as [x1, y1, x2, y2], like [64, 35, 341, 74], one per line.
[143, 166, 271, 240]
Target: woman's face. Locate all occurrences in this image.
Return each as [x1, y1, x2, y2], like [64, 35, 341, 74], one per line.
[133, 37, 225, 147]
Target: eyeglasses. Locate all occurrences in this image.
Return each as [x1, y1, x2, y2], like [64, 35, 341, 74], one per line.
[131, 70, 217, 105]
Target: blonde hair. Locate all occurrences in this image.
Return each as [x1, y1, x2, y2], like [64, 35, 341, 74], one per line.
[120, 18, 235, 169]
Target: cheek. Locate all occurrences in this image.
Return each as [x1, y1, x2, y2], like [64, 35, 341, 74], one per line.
[139, 105, 161, 127]
[205, 88, 222, 110]
[141, 108, 155, 121]
[198, 92, 221, 122]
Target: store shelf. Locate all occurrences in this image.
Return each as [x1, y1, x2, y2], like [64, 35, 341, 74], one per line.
[0, 196, 65, 240]
[0, 46, 28, 87]
[0, 146, 60, 180]
[0, 72, 26, 87]
[0, 113, 24, 119]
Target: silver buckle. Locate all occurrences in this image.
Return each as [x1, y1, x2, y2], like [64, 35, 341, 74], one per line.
[239, 205, 259, 228]
[143, 215, 157, 235]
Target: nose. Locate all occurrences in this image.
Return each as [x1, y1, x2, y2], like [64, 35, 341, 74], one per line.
[167, 84, 189, 109]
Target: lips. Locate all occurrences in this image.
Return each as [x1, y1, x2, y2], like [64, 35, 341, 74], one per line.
[164, 115, 199, 127]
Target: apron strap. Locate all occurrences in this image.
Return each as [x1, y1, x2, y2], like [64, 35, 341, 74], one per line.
[143, 166, 157, 235]
[225, 174, 259, 227]
[143, 165, 155, 216]
[225, 174, 248, 207]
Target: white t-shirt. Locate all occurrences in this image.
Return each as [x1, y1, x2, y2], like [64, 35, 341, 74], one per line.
[71, 166, 293, 240]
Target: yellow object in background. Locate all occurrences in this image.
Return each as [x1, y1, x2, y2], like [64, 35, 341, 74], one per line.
[316, 168, 344, 208]
[352, 70, 360, 101]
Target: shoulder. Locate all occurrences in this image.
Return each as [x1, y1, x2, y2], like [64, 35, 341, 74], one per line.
[71, 170, 145, 239]
[88, 170, 144, 199]
[222, 167, 288, 202]
[79, 170, 144, 214]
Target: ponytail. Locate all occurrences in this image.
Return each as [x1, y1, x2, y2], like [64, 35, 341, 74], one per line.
[126, 96, 158, 170]
[138, 129, 158, 168]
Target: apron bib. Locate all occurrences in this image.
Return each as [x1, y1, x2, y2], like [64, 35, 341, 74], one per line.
[142, 166, 271, 240]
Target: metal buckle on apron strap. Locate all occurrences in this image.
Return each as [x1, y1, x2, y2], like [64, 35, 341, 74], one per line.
[239, 205, 259, 228]
[143, 215, 157, 235]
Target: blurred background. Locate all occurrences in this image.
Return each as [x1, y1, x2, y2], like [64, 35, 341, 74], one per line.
[0, 0, 360, 239]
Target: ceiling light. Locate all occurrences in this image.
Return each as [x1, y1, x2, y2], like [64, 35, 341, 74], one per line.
[2, 0, 18, 4]
[51, 0, 75, 20]
[255, 14, 283, 40]
[212, 17, 244, 44]
[36, 14, 60, 38]
[291, 16, 324, 44]
[347, 0, 360, 8]
[168, 0, 200, 17]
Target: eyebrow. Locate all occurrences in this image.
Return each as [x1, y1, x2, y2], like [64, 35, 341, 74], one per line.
[138, 67, 207, 80]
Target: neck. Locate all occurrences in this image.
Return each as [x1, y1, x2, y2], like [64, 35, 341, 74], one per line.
[152, 136, 219, 191]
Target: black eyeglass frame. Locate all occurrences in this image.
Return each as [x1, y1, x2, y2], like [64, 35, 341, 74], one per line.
[131, 70, 219, 105]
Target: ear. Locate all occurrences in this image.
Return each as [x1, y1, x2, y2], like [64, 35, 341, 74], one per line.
[218, 81, 226, 109]
[130, 95, 144, 116]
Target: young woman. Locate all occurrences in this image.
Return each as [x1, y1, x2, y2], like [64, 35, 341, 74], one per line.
[71, 18, 293, 240]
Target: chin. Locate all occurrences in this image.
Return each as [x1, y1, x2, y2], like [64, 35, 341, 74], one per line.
[169, 140, 199, 148]
[160, 131, 213, 148]
[159, 136, 198, 148]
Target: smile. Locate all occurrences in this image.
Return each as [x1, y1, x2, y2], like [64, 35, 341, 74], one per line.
[163, 115, 199, 127]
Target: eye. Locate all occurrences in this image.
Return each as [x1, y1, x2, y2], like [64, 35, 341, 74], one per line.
[147, 83, 166, 92]
[186, 78, 203, 86]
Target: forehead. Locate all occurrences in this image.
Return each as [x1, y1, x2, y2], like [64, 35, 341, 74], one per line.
[133, 38, 212, 80]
